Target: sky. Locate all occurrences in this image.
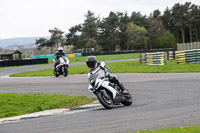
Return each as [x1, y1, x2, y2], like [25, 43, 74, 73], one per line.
[0, 0, 200, 39]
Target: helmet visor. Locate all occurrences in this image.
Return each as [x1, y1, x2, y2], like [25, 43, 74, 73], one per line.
[86, 61, 96, 68]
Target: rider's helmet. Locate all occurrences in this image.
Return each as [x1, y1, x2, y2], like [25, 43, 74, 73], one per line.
[86, 56, 97, 69]
[58, 47, 63, 53]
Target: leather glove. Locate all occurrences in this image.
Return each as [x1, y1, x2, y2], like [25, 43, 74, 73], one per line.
[105, 72, 110, 78]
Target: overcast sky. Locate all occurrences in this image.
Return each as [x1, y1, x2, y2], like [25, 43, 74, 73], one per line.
[0, 0, 200, 39]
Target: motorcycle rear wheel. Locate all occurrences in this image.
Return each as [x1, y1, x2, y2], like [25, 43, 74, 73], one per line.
[96, 90, 113, 109]
[121, 89, 132, 106]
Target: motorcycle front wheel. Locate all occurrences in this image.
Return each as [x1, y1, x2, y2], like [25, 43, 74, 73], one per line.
[54, 69, 59, 77]
[96, 90, 113, 109]
[63, 67, 68, 77]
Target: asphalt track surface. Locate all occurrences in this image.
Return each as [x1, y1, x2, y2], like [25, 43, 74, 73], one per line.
[0, 60, 200, 133]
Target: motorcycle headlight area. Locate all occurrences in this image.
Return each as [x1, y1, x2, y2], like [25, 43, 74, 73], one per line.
[89, 79, 95, 86]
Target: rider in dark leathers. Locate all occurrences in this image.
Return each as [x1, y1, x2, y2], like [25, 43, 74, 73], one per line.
[86, 56, 125, 91]
[54, 47, 65, 69]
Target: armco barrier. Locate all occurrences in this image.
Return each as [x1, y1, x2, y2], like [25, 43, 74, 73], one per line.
[140, 52, 167, 65]
[75, 53, 82, 57]
[31, 54, 55, 59]
[0, 58, 48, 67]
[176, 49, 200, 64]
[31, 53, 82, 59]
[68, 54, 75, 58]
[46, 54, 55, 58]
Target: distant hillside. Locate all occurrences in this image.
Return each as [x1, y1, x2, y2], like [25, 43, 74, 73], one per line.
[0, 37, 50, 49]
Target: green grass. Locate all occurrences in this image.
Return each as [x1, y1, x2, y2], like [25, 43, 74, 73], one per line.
[10, 65, 89, 77]
[135, 125, 200, 133]
[107, 60, 200, 73]
[0, 93, 96, 118]
[10, 60, 200, 77]
[48, 53, 139, 64]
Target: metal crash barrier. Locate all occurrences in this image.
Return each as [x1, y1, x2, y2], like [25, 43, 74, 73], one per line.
[31, 53, 82, 59]
[0, 58, 48, 67]
[176, 49, 200, 64]
[140, 52, 167, 65]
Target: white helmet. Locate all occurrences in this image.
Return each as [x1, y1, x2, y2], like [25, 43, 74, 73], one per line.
[58, 47, 63, 52]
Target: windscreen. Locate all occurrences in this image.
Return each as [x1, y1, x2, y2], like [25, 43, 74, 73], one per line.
[88, 73, 98, 86]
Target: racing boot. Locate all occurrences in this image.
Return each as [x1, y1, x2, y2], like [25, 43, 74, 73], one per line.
[116, 81, 125, 92]
[118, 82, 129, 95]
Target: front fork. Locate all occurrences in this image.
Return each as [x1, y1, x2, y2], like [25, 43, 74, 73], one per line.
[62, 65, 68, 72]
[62, 65, 65, 72]
[96, 84, 121, 104]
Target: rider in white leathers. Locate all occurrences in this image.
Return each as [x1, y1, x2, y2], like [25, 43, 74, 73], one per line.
[54, 47, 65, 69]
[86, 56, 125, 92]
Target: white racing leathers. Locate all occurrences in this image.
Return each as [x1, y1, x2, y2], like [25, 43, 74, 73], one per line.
[88, 62, 110, 92]
[87, 61, 125, 92]
[87, 62, 132, 109]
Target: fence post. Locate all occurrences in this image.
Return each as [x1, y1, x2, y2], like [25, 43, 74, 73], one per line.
[195, 42, 197, 49]
[140, 53, 143, 64]
[173, 50, 176, 60]
[167, 51, 169, 60]
[177, 43, 179, 51]
[164, 52, 168, 65]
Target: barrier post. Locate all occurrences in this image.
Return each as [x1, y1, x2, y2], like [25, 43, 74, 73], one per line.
[140, 53, 143, 64]
[196, 42, 198, 49]
[167, 51, 169, 60]
[177, 43, 180, 51]
[173, 50, 176, 59]
[164, 52, 168, 65]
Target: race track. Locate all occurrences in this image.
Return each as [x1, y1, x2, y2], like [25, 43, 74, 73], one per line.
[0, 73, 200, 133]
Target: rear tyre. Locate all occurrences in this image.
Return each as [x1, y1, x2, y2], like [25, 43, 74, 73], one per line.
[121, 89, 132, 106]
[96, 90, 113, 109]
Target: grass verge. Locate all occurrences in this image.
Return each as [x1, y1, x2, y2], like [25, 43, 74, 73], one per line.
[0, 93, 96, 118]
[136, 125, 200, 133]
[10, 60, 200, 77]
[48, 53, 139, 64]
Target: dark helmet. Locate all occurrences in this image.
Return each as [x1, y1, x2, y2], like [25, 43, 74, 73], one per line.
[86, 56, 97, 68]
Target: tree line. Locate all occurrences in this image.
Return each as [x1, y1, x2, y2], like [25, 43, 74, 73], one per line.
[36, 2, 200, 53]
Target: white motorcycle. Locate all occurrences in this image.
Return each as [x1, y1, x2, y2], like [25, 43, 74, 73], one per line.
[88, 73, 132, 109]
[53, 56, 69, 77]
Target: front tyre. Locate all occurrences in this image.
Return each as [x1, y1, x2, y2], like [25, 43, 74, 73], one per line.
[96, 90, 113, 109]
[54, 69, 59, 77]
[121, 89, 132, 106]
[64, 67, 68, 77]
